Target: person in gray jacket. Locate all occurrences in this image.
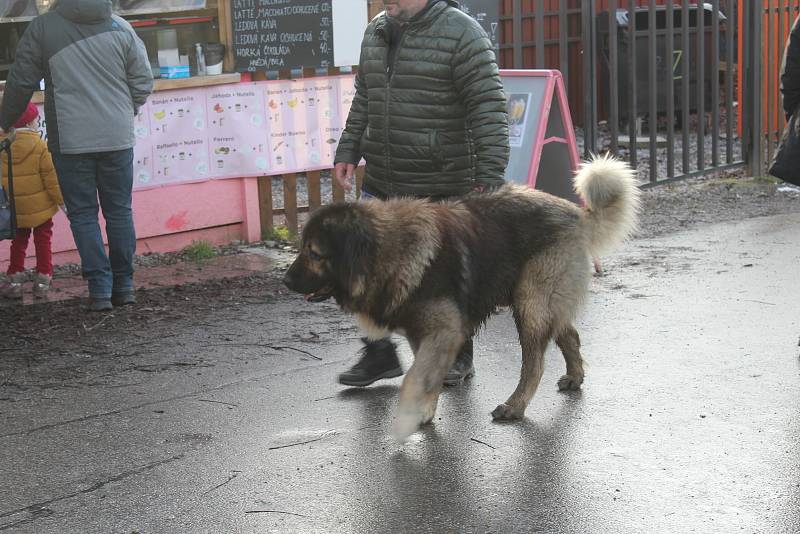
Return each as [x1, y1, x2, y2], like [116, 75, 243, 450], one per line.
[0, 0, 153, 311]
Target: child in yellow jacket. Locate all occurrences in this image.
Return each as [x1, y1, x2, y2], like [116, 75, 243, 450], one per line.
[0, 103, 63, 299]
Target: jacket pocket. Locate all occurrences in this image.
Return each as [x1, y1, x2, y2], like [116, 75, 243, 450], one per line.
[428, 129, 443, 170]
[357, 125, 372, 158]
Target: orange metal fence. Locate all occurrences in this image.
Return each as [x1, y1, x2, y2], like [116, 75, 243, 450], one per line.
[265, 0, 774, 236]
[736, 0, 800, 167]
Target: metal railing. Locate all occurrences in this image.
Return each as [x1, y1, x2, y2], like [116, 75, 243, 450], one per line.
[759, 1, 800, 174]
[502, 0, 797, 185]
[265, 1, 796, 236]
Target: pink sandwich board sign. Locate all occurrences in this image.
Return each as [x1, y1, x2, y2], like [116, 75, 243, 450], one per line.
[500, 69, 580, 203]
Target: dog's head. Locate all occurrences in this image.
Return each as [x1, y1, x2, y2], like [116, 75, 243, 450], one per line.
[283, 203, 376, 305]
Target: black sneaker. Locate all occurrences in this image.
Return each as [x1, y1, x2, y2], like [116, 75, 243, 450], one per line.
[443, 340, 475, 386]
[87, 297, 113, 312]
[338, 338, 403, 387]
[111, 292, 136, 306]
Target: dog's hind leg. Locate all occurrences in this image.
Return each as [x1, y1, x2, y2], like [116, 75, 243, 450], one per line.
[492, 301, 552, 421]
[555, 325, 584, 391]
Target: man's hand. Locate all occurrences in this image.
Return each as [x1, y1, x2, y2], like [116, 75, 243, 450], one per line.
[334, 161, 356, 192]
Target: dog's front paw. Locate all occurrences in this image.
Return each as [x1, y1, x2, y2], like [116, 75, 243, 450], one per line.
[491, 403, 524, 421]
[557, 373, 583, 391]
[392, 394, 438, 441]
[392, 409, 425, 442]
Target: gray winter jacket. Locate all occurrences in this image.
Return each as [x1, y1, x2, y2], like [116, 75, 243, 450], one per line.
[0, 0, 153, 154]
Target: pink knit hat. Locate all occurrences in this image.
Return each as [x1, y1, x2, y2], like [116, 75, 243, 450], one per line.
[12, 103, 39, 129]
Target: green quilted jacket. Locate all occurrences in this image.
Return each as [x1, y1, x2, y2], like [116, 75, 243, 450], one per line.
[334, 0, 510, 198]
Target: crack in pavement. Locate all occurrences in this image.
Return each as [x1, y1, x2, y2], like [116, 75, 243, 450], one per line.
[0, 359, 343, 439]
[0, 453, 185, 531]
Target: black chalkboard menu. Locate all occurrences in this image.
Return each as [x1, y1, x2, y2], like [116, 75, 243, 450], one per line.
[232, 0, 333, 72]
[458, 0, 501, 52]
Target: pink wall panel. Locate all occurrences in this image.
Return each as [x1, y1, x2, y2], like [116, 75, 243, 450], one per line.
[133, 178, 244, 239]
[0, 177, 260, 271]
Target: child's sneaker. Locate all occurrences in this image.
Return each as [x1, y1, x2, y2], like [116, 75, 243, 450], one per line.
[32, 272, 52, 298]
[1, 272, 27, 300]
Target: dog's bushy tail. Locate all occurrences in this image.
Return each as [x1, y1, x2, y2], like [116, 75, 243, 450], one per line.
[574, 153, 641, 257]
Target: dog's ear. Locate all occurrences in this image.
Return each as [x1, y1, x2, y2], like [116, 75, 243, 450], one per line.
[325, 207, 374, 298]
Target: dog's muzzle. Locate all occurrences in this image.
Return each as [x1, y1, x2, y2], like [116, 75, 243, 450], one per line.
[283, 270, 333, 303]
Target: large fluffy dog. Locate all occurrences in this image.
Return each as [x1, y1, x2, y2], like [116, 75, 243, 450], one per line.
[283, 155, 640, 440]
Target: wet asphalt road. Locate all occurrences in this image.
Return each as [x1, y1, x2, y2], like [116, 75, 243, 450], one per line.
[1, 212, 799, 534]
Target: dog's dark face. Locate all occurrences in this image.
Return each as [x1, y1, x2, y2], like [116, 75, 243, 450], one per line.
[283, 204, 375, 304]
[283, 230, 336, 302]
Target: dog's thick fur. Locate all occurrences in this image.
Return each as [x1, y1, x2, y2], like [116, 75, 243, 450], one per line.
[284, 155, 640, 440]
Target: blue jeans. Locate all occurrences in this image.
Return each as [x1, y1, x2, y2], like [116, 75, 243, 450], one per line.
[52, 149, 136, 299]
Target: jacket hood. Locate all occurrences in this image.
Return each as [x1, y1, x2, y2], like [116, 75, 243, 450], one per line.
[55, 0, 112, 24]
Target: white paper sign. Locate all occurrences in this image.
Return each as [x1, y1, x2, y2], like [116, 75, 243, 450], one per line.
[332, 0, 369, 67]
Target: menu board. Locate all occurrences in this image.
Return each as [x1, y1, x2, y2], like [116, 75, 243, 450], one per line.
[232, 0, 333, 72]
[206, 86, 270, 176]
[265, 84, 314, 170]
[136, 92, 211, 188]
[115, 75, 357, 190]
[458, 0, 501, 52]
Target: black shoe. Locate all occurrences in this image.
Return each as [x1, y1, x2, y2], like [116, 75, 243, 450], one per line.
[87, 297, 113, 312]
[338, 338, 403, 387]
[443, 341, 475, 386]
[111, 291, 136, 306]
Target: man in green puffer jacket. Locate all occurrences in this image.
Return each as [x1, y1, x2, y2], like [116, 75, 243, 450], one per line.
[334, 0, 510, 388]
